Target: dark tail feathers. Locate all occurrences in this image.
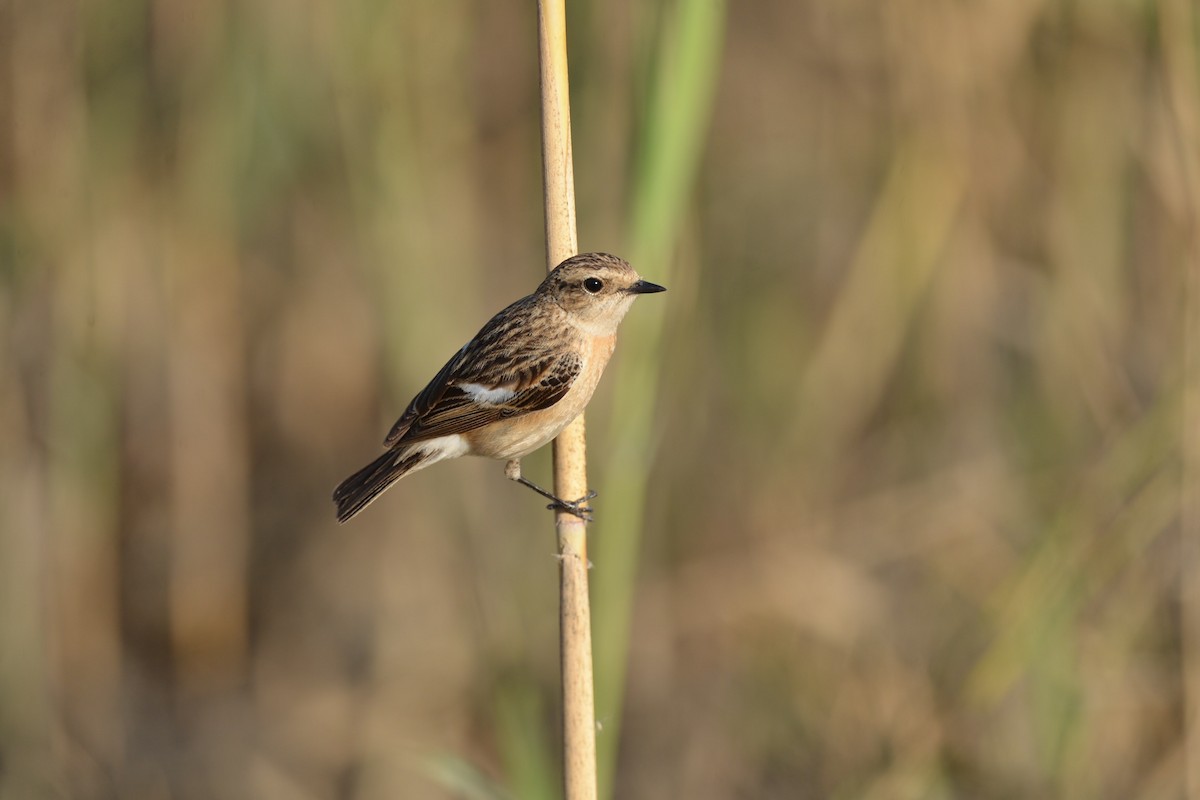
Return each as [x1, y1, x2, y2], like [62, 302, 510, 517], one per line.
[333, 447, 429, 523]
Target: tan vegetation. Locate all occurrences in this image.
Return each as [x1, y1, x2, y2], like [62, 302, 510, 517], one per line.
[0, 0, 1195, 798]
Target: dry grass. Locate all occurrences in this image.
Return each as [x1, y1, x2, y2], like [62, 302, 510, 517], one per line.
[0, 0, 1194, 798]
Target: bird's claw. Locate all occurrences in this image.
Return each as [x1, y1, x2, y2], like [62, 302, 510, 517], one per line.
[547, 490, 597, 522]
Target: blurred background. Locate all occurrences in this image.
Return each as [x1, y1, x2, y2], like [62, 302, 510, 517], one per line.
[2, 0, 1199, 798]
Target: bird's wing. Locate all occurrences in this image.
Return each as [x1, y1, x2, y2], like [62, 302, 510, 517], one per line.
[383, 343, 469, 446]
[383, 303, 582, 446]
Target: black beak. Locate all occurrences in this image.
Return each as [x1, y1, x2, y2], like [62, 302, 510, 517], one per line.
[629, 279, 666, 294]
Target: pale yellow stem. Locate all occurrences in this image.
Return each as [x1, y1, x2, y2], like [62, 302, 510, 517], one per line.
[536, 1, 597, 799]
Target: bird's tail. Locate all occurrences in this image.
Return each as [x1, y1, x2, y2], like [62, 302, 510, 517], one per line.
[333, 447, 431, 523]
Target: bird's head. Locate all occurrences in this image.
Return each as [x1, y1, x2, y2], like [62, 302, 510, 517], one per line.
[538, 252, 666, 335]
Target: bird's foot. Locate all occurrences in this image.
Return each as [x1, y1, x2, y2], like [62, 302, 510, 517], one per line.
[547, 490, 598, 522]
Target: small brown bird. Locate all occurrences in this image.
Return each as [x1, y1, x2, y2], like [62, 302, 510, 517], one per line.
[333, 252, 665, 523]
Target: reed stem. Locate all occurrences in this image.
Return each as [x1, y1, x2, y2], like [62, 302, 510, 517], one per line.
[537, 2, 597, 798]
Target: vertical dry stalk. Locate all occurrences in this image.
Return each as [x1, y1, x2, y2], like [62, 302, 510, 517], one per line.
[1160, 0, 1200, 795]
[166, 229, 250, 695]
[536, 1, 597, 798]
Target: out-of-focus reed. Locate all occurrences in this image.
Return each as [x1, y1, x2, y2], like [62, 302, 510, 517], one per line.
[0, 1, 1195, 798]
[591, 2, 726, 797]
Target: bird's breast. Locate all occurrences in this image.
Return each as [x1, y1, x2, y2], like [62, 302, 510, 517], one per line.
[466, 334, 616, 460]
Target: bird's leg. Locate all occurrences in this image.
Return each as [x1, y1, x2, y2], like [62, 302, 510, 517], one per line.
[504, 459, 597, 522]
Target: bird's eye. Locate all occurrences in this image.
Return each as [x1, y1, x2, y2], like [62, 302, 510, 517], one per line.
[583, 277, 603, 293]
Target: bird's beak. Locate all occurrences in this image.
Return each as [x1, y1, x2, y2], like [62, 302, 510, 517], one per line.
[628, 279, 666, 294]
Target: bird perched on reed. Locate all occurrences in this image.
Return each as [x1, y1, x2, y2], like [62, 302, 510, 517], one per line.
[333, 252, 665, 523]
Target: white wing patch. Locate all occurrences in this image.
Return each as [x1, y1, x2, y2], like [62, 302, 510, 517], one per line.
[413, 434, 471, 461]
[459, 382, 517, 405]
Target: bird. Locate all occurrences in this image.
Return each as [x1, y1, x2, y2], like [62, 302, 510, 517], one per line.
[333, 252, 665, 524]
